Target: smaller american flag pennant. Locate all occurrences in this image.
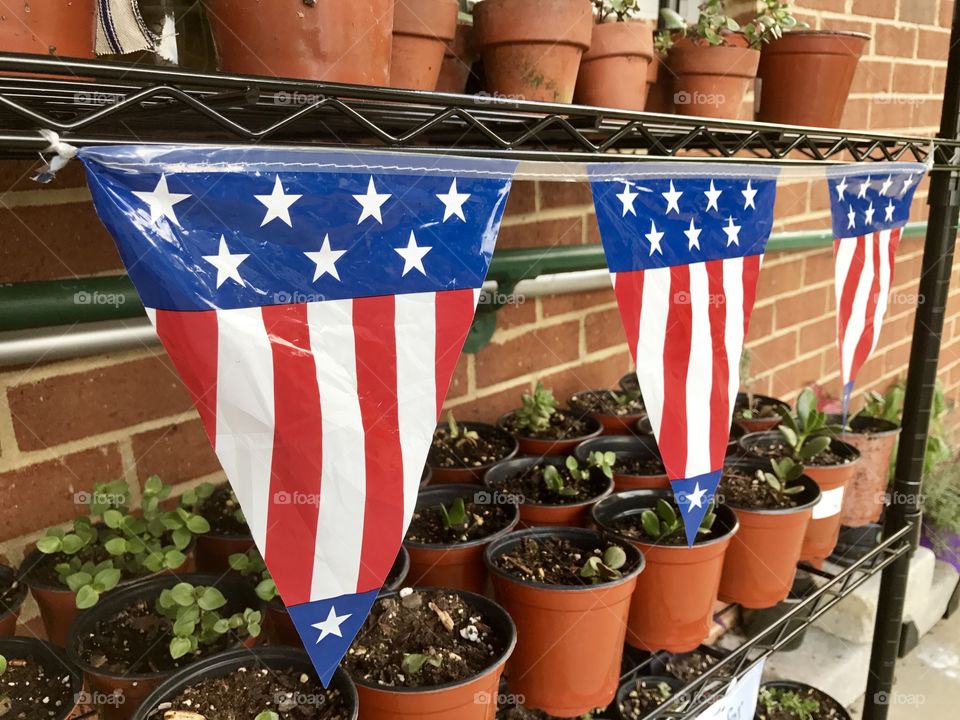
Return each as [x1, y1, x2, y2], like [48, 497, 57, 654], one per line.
[826, 164, 926, 420]
[79, 145, 517, 684]
[589, 163, 779, 545]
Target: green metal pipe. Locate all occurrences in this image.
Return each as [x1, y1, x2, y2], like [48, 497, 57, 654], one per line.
[0, 222, 931, 332]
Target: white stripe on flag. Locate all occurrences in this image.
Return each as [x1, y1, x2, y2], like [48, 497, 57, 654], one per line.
[144, 307, 157, 327]
[214, 307, 276, 550]
[636, 266, 671, 439]
[685, 263, 713, 478]
[306, 299, 368, 601]
[841, 235, 875, 383]
[723, 256, 746, 442]
[869, 230, 893, 357]
[395, 292, 439, 535]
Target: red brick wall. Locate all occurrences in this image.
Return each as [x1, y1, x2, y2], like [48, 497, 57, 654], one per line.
[0, 0, 957, 632]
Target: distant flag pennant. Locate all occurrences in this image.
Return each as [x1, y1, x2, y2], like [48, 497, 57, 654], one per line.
[827, 163, 925, 420]
[589, 164, 779, 545]
[79, 145, 517, 684]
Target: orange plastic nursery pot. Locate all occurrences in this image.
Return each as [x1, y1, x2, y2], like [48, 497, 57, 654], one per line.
[669, 36, 759, 120]
[429, 421, 520, 484]
[205, 0, 394, 85]
[575, 435, 670, 491]
[485, 527, 644, 717]
[484, 455, 614, 528]
[0, 0, 95, 58]
[391, 0, 459, 90]
[498, 410, 603, 456]
[574, 20, 654, 111]
[718, 459, 821, 610]
[0, 564, 27, 637]
[474, 0, 594, 103]
[757, 31, 870, 128]
[568, 389, 648, 436]
[350, 590, 517, 720]
[404, 484, 520, 594]
[828, 415, 900, 527]
[436, 22, 477, 93]
[592, 490, 739, 653]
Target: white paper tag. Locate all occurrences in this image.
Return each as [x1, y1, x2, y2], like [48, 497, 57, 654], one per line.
[812, 485, 845, 520]
[691, 659, 766, 720]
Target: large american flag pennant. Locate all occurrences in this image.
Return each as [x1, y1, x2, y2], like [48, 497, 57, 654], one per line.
[589, 164, 779, 545]
[79, 146, 517, 683]
[827, 164, 925, 420]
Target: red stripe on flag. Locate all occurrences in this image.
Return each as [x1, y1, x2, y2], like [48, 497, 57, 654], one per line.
[850, 236, 883, 382]
[837, 236, 867, 351]
[659, 266, 691, 479]
[353, 295, 405, 593]
[154, 309, 219, 446]
[434, 289, 476, 418]
[889, 226, 903, 259]
[614, 270, 644, 365]
[705, 261, 729, 469]
[261, 304, 322, 606]
[741, 255, 763, 336]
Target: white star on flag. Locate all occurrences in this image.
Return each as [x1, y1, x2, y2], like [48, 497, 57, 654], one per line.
[704, 179, 722, 212]
[742, 179, 758, 210]
[684, 218, 702, 251]
[202, 236, 249, 289]
[617, 182, 639, 217]
[133, 174, 190, 225]
[901, 174, 915, 196]
[685, 482, 707, 510]
[354, 177, 391, 224]
[437, 179, 470, 222]
[847, 205, 856, 229]
[256, 175, 301, 227]
[395, 231, 431, 276]
[857, 176, 871, 199]
[304, 234, 347, 281]
[645, 220, 664, 256]
[865, 201, 875, 225]
[835, 177, 848, 201]
[880, 175, 894, 196]
[884, 199, 896, 222]
[663, 180, 683, 214]
[312, 606, 352, 644]
[723, 216, 742, 246]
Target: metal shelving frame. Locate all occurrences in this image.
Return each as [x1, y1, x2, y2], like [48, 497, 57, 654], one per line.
[0, 4, 957, 718]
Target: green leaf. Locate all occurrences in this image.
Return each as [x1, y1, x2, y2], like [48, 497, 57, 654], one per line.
[778, 425, 798, 449]
[171, 528, 192, 551]
[255, 579, 277, 602]
[158, 589, 176, 610]
[0, 656, 6, 675]
[36, 535, 62, 554]
[254, 712, 280, 720]
[656, 499, 677, 526]
[94, 567, 121, 591]
[603, 546, 627, 570]
[169, 637, 193, 660]
[248, 621, 262, 637]
[185, 515, 211, 534]
[65, 572, 93, 593]
[197, 587, 227, 611]
[104, 537, 127, 556]
[144, 476, 164, 496]
[800, 436, 831, 461]
[75, 585, 100, 609]
[796, 388, 816, 426]
[60, 534, 84, 555]
[212, 618, 230, 634]
[641, 510, 661, 538]
[170, 583, 196, 607]
[228, 553, 249, 572]
[102, 509, 124, 529]
[164, 550, 187, 569]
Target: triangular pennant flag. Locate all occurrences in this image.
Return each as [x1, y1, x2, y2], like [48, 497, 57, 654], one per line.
[588, 164, 779, 545]
[79, 145, 517, 684]
[826, 164, 925, 422]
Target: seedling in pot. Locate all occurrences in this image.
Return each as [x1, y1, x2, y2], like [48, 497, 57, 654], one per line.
[401, 650, 444, 675]
[744, 0, 808, 45]
[592, 0, 643, 23]
[438, 497, 469, 531]
[778, 388, 845, 464]
[156, 581, 262, 660]
[759, 458, 807, 499]
[654, 29, 673, 55]
[640, 499, 716, 543]
[579, 545, 628, 583]
[182, 481, 247, 527]
[759, 687, 819, 720]
[661, 0, 742, 47]
[228, 548, 278, 603]
[514, 382, 559, 434]
[544, 452, 616, 498]
[446, 411, 479, 448]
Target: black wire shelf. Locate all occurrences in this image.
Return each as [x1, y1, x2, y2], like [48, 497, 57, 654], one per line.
[0, 53, 957, 169]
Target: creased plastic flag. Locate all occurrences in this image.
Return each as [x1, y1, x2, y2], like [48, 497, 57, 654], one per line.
[80, 145, 517, 684]
[589, 163, 779, 545]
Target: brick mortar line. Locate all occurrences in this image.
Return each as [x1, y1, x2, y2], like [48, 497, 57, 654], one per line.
[500, 204, 593, 227]
[484, 302, 619, 343]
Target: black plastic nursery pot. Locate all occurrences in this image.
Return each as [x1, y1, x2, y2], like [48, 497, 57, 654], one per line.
[485, 526, 645, 717]
[404, 483, 519, 594]
[132, 645, 359, 720]
[755, 680, 852, 720]
[66, 572, 263, 720]
[741, 571, 818, 652]
[428, 421, 520, 484]
[0, 636, 83, 720]
[0, 563, 28, 636]
[568, 389, 648, 435]
[615, 675, 688, 720]
[575, 435, 669, 491]
[347, 588, 517, 720]
[483, 454, 614, 527]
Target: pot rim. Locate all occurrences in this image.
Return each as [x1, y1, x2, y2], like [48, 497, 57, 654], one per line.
[0, 636, 84, 717]
[738, 430, 862, 468]
[483, 526, 645, 592]
[770, 29, 872, 40]
[131, 646, 358, 720]
[0, 564, 28, 618]
[404, 483, 521, 550]
[347, 587, 517, 695]
[429, 421, 521, 473]
[591, 490, 740, 550]
[498, 410, 604, 443]
[66, 572, 263, 681]
[483, 454, 616, 509]
[825, 414, 901, 436]
[568, 389, 647, 421]
[574, 436, 664, 478]
[721, 458, 823, 514]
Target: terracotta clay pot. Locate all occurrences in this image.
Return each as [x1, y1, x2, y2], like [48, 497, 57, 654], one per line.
[829, 415, 900, 527]
[391, 0, 459, 90]
[429, 422, 519, 485]
[498, 410, 603, 456]
[575, 436, 669, 491]
[574, 21, 653, 110]
[569, 389, 649, 436]
[645, 53, 675, 113]
[484, 456, 614, 528]
[436, 22, 477, 93]
[350, 589, 516, 720]
[0, 637, 82, 720]
[0, 0, 95, 57]
[194, 532, 254, 574]
[669, 36, 759, 120]
[0, 564, 27, 637]
[733, 392, 789, 434]
[757, 31, 870, 128]
[593, 491, 738, 653]
[474, 0, 594, 103]
[205, 0, 394, 85]
[67, 574, 263, 720]
[718, 459, 821, 609]
[404, 484, 520, 594]
[485, 527, 644, 717]
[132, 647, 358, 720]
